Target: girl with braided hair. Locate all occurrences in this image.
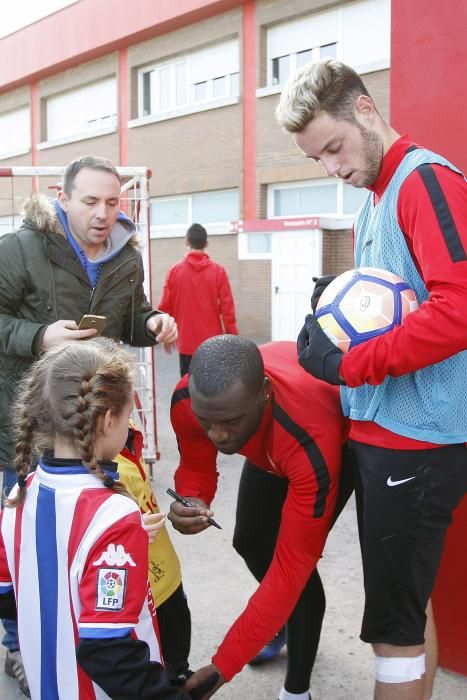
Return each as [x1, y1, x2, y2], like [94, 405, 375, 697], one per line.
[0, 337, 205, 700]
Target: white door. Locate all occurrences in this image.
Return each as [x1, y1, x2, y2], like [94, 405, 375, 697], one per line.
[271, 229, 322, 341]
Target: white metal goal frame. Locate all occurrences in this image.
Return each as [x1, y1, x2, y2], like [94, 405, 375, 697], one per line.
[0, 165, 159, 466]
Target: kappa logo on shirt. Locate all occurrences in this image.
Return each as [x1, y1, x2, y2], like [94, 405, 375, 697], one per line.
[93, 543, 136, 567]
[95, 568, 127, 611]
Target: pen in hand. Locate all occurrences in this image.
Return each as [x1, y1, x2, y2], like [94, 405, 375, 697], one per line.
[166, 488, 222, 530]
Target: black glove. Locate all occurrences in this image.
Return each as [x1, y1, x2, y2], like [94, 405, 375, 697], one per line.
[297, 314, 345, 385]
[188, 672, 220, 699]
[310, 275, 336, 313]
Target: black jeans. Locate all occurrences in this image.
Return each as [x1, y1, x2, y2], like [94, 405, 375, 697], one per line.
[156, 583, 192, 681]
[232, 453, 354, 693]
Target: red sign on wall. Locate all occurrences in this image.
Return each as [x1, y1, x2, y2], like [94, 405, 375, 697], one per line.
[231, 217, 320, 233]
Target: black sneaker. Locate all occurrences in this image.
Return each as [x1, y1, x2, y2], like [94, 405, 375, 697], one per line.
[5, 649, 31, 697]
[248, 627, 286, 666]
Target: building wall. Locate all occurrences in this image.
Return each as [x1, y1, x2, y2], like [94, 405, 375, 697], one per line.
[0, 84, 30, 114]
[322, 228, 354, 275]
[127, 7, 243, 199]
[0, 0, 391, 340]
[129, 105, 242, 198]
[37, 133, 120, 167]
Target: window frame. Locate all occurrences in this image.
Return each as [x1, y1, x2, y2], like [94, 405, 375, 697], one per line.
[269, 43, 337, 87]
[137, 40, 240, 121]
[238, 232, 273, 261]
[42, 77, 118, 147]
[150, 188, 240, 238]
[259, 0, 390, 97]
[267, 178, 368, 219]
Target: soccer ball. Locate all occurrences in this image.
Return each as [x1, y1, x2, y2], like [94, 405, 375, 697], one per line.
[315, 267, 419, 352]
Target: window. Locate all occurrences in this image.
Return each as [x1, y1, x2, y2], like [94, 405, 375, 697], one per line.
[0, 107, 30, 158]
[272, 55, 290, 86]
[238, 232, 272, 260]
[273, 182, 338, 216]
[268, 8, 339, 87]
[296, 49, 312, 68]
[46, 78, 117, 143]
[154, 198, 189, 226]
[266, 0, 390, 87]
[139, 40, 239, 118]
[150, 189, 239, 231]
[269, 179, 368, 218]
[213, 76, 226, 98]
[247, 234, 272, 255]
[0, 214, 23, 237]
[141, 60, 188, 116]
[194, 81, 208, 102]
[271, 43, 337, 86]
[320, 43, 337, 59]
[192, 190, 239, 223]
[343, 185, 368, 214]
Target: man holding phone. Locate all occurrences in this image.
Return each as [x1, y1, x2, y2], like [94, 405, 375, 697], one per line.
[0, 155, 176, 696]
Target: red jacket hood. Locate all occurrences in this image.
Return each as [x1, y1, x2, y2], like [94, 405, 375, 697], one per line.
[185, 251, 212, 269]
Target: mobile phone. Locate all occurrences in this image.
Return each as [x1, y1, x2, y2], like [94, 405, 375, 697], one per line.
[78, 314, 107, 335]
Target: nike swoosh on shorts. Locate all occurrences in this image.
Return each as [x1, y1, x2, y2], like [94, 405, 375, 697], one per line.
[386, 475, 416, 487]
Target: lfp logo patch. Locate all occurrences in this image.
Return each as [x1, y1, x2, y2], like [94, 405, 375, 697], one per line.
[96, 568, 127, 611]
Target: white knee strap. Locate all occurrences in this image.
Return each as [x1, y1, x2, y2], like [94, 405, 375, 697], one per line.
[375, 653, 425, 683]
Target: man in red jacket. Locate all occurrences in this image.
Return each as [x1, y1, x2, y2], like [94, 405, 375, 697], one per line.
[168, 335, 350, 700]
[158, 224, 238, 376]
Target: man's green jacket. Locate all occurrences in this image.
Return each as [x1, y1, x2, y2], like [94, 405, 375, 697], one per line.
[0, 194, 159, 468]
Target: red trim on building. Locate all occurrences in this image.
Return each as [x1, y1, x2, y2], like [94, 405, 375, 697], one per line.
[30, 82, 39, 166]
[30, 82, 40, 191]
[118, 48, 129, 166]
[242, 0, 256, 220]
[0, 0, 243, 94]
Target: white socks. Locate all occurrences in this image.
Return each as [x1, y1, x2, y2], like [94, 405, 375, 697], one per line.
[278, 688, 310, 700]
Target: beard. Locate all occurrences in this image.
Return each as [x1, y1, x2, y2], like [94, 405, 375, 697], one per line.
[357, 124, 383, 187]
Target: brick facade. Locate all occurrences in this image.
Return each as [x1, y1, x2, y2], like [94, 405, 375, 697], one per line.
[322, 228, 354, 275]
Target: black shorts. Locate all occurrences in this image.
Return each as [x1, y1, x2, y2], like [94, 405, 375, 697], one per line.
[348, 440, 467, 647]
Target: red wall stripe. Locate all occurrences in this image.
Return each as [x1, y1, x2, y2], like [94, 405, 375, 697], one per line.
[0, 0, 242, 94]
[30, 82, 39, 166]
[118, 48, 129, 167]
[242, 0, 256, 220]
[391, 0, 467, 172]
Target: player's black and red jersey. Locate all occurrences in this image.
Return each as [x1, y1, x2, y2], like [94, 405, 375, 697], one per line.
[170, 341, 347, 681]
[343, 134, 467, 449]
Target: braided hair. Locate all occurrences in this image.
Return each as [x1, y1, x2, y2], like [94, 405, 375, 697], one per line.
[7, 337, 135, 507]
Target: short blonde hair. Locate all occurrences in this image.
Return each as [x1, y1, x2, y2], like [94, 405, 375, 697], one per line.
[276, 58, 371, 133]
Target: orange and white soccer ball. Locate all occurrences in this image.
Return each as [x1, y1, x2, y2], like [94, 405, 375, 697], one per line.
[315, 267, 419, 353]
